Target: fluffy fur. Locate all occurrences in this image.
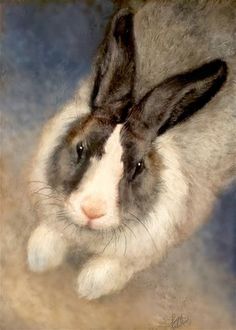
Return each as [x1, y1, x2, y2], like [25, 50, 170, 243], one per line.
[27, 0, 236, 300]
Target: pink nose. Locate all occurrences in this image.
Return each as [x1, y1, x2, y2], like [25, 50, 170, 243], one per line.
[81, 197, 107, 220]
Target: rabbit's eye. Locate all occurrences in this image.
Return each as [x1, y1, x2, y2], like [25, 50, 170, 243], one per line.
[132, 160, 145, 180]
[76, 143, 84, 162]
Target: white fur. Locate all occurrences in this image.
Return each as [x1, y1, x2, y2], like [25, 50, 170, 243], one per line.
[28, 224, 68, 272]
[27, 102, 190, 298]
[66, 125, 123, 230]
[76, 257, 133, 299]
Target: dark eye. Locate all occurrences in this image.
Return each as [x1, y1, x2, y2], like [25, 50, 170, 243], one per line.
[132, 160, 145, 180]
[76, 143, 84, 162]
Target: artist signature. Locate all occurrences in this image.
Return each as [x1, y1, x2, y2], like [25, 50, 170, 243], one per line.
[149, 313, 190, 329]
[170, 313, 190, 329]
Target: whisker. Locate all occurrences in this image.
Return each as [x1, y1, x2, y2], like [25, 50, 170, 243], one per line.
[35, 207, 67, 220]
[120, 225, 128, 256]
[30, 186, 52, 194]
[33, 201, 62, 212]
[128, 211, 158, 253]
[114, 228, 118, 254]
[27, 180, 52, 186]
[28, 180, 62, 196]
[32, 193, 64, 204]
[101, 230, 115, 254]
[122, 222, 136, 239]
[30, 190, 63, 200]
[63, 221, 76, 232]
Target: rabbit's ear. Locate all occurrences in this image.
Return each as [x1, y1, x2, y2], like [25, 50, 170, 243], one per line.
[90, 9, 135, 122]
[129, 59, 227, 138]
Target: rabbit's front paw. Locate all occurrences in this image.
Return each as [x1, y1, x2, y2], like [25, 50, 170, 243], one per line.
[77, 258, 131, 300]
[27, 224, 67, 272]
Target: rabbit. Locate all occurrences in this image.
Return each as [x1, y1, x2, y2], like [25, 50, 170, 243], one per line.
[27, 1, 236, 300]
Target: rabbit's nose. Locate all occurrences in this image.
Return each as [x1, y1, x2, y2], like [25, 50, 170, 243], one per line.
[81, 197, 107, 220]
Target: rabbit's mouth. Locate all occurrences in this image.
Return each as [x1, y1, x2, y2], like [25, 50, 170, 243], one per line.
[57, 201, 151, 235]
[65, 199, 121, 231]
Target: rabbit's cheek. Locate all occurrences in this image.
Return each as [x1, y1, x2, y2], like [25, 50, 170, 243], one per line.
[65, 194, 88, 227]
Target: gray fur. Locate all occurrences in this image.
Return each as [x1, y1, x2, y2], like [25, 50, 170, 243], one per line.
[134, 0, 236, 97]
[132, 0, 236, 233]
[27, 1, 236, 299]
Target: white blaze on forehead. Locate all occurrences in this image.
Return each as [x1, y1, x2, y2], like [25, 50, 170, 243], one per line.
[66, 124, 124, 229]
[83, 123, 124, 195]
[103, 124, 123, 173]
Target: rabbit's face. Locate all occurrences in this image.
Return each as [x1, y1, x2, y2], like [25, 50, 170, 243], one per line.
[43, 57, 227, 233]
[46, 112, 161, 231]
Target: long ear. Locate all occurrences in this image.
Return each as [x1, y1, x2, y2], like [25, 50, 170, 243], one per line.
[128, 59, 227, 139]
[90, 9, 135, 122]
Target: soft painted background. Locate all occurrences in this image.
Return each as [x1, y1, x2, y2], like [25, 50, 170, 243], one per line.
[1, 1, 235, 329]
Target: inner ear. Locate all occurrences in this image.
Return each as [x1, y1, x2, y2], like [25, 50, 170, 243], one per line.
[113, 11, 133, 46]
[128, 59, 228, 139]
[90, 9, 135, 123]
[158, 59, 228, 134]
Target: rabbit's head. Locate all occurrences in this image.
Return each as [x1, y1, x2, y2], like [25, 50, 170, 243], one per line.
[30, 9, 227, 235]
